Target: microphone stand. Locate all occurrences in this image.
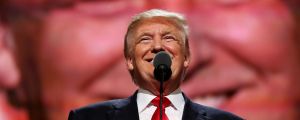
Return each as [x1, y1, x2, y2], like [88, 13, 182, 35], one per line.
[153, 51, 172, 120]
[159, 71, 165, 120]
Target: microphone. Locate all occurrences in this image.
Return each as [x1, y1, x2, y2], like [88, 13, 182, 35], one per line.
[153, 51, 172, 120]
[153, 51, 172, 82]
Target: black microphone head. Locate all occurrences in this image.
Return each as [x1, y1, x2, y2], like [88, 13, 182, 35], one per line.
[153, 51, 172, 81]
[153, 51, 172, 68]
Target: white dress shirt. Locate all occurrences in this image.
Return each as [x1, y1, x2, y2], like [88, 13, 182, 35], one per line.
[137, 88, 185, 120]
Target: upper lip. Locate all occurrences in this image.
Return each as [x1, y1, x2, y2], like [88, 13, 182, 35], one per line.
[182, 78, 246, 108]
[183, 79, 244, 97]
[183, 64, 257, 107]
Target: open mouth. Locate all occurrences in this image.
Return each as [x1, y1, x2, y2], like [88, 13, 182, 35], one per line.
[184, 61, 256, 109]
[192, 87, 239, 108]
[145, 58, 153, 64]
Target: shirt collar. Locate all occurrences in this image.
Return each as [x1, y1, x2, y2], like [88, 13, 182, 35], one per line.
[137, 88, 156, 113]
[136, 88, 185, 113]
[165, 88, 185, 110]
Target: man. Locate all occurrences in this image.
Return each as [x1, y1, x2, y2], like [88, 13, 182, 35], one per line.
[68, 9, 242, 120]
[181, 0, 300, 120]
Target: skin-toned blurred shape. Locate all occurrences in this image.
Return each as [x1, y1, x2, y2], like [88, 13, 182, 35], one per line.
[182, 0, 300, 120]
[3, 0, 163, 120]
[4, 0, 300, 120]
[0, 21, 27, 120]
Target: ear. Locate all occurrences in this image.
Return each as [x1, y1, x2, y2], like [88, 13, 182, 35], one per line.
[184, 55, 190, 68]
[126, 57, 134, 71]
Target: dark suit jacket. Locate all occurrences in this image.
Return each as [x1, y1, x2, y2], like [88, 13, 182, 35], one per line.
[68, 91, 243, 120]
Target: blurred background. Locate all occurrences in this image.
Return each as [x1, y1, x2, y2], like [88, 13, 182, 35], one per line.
[0, 0, 300, 120]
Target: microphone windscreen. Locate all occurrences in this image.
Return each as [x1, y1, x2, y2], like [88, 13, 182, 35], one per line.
[153, 51, 172, 68]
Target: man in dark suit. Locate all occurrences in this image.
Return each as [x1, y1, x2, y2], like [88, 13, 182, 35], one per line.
[68, 9, 243, 120]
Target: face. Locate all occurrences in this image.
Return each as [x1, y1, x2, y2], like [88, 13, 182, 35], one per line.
[34, 1, 146, 120]
[182, 1, 300, 120]
[126, 17, 190, 96]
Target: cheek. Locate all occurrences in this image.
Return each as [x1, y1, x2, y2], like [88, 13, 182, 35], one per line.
[164, 41, 185, 53]
[0, 50, 20, 88]
[167, 43, 187, 68]
[134, 43, 152, 56]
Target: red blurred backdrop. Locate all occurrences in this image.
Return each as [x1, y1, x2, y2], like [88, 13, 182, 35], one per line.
[0, 0, 300, 120]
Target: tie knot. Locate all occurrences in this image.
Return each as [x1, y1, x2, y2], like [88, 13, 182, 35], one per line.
[151, 96, 171, 108]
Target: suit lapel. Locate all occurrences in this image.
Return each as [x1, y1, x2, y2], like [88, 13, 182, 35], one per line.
[107, 91, 139, 120]
[182, 93, 208, 120]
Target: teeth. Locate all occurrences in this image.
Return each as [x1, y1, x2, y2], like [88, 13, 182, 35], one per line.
[193, 94, 226, 108]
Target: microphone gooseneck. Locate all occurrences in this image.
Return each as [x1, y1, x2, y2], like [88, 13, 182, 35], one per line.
[153, 51, 172, 120]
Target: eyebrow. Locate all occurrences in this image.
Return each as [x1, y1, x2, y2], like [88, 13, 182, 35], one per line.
[162, 31, 173, 36]
[137, 32, 153, 39]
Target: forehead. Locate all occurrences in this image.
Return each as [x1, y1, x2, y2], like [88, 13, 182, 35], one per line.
[191, 2, 294, 41]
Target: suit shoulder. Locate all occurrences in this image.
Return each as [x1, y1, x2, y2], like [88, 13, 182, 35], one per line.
[191, 102, 244, 120]
[68, 98, 128, 120]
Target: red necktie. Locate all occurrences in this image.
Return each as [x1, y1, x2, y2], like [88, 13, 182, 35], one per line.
[151, 96, 171, 120]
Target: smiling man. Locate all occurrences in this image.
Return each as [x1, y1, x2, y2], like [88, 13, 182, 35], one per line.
[182, 0, 300, 120]
[68, 9, 242, 120]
